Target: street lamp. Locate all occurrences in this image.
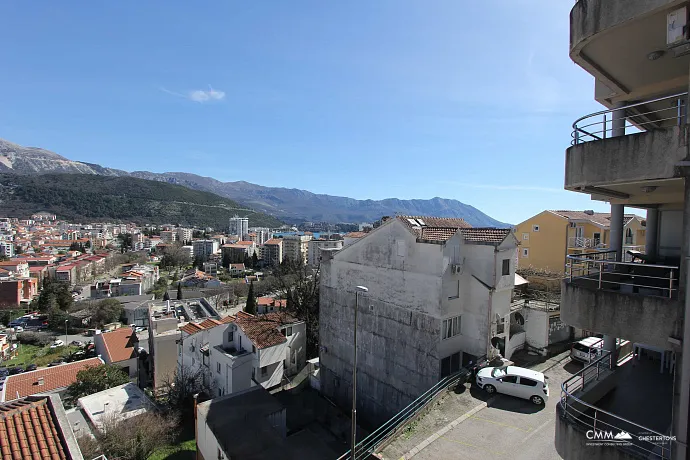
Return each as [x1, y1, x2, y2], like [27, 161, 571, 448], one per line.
[64, 320, 68, 346]
[351, 285, 368, 460]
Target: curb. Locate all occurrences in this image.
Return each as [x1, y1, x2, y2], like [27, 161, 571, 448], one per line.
[397, 396, 497, 460]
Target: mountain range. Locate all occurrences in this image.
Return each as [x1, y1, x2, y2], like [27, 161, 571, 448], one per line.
[0, 138, 509, 227]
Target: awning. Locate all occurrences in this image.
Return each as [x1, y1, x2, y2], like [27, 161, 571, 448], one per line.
[514, 274, 529, 286]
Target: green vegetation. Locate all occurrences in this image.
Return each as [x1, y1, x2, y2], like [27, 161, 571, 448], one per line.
[147, 439, 196, 460]
[0, 173, 283, 229]
[244, 281, 256, 315]
[89, 299, 123, 327]
[65, 364, 130, 404]
[0, 344, 80, 368]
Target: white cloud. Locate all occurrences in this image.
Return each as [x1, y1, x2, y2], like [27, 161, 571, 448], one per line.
[160, 85, 225, 103]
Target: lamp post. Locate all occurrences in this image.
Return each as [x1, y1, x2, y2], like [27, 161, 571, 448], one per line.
[64, 319, 68, 346]
[351, 285, 368, 460]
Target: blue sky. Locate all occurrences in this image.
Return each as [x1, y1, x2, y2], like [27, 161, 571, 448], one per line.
[0, 1, 611, 224]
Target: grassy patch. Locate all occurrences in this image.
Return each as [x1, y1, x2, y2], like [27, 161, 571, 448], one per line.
[401, 420, 419, 439]
[1, 345, 80, 368]
[148, 439, 196, 460]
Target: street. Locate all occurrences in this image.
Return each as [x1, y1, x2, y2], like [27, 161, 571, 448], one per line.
[408, 360, 579, 460]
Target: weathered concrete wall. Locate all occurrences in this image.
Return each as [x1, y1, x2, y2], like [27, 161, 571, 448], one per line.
[319, 284, 440, 427]
[570, 0, 679, 53]
[565, 128, 685, 190]
[561, 281, 682, 348]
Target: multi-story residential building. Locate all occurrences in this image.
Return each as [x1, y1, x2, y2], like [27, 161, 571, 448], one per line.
[0, 278, 39, 307]
[282, 234, 311, 264]
[178, 311, 306, 397]
[307, 239, 344, 266]
[181, 245, 194, 259]
[229, 215, 249, 239]
[0, 261, 29, 278]
[319, 216, 517, 425]
[221, 241, 256, 264]
[262, 239, 283, 266]
[94, 327, 139, 378]
[160, 230, 177, 243]
[192, 239, 219, 261]
[177, 227, 193, 243]
[555, 3, 690, 459]
[516, 210, 646, 273]
[0, 241, 14, 258]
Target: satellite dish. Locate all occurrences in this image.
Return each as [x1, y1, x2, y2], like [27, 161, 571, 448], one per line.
[514, 312, 525, 325]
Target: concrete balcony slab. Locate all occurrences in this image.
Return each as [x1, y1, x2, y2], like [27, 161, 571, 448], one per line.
[561, 280, 681, 348]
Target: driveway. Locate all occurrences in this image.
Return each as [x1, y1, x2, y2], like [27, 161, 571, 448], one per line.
[406, 361, 580, 460]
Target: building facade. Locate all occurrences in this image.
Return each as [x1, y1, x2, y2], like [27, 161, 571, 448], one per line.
[319, 216, 517, 425]
[555, 2, 690, 459]
[229, 216, 249, 240]
[281, 234, 311, 264]
[262, 239, 283, 266]
[307, 239, 344, 267]
[193, 240, 219, 261]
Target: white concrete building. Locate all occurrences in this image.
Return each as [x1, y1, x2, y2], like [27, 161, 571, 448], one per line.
[229, 216, 249, 240]
[282, 234, 312, 264]
[193, 240, 219, 260]
[178, 311, 306, 398]
[319, 216, 517, 425]
[0, 241, 14, 258]
[307, 239, 344, 267]
[177, 227, 193, 243]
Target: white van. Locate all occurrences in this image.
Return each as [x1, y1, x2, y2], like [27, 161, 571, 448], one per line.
[570, 337, 603, 363]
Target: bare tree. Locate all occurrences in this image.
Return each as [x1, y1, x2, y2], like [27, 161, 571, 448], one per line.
[159, 364, 213, 415]
[77, 411, 178, 460]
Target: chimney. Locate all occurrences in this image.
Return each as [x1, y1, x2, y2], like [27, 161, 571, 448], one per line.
[584, 210, 594, 215]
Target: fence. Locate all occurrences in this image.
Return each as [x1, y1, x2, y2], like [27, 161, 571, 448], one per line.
[566, 253, 678, 299]
[336, 356, 486, 460]
[560, 351, 674, 459]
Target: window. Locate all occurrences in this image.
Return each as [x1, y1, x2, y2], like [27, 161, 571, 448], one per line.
[532, 225, 540, 232]
[292, 350, 296, 365]
[261, 366, 267, 377]
[286, 327, 293, 336]
[228, 331, 234, 342]
[252, 345, 256, 353]
[442, 316, 461, 340]
[519, 378, 538, 387]
[217, 362, 221, 374]
[522, 248, 529, 258]
[502, 375, 518, 384]
[448, 280, 460, 300]
[501, 259, 510, 276]
[522, 233, 529, 241]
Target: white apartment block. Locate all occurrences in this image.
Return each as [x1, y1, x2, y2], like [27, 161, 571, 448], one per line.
[193, 240, 219, 260]
[229, 216, 249, 239]
[160, 230, 177, 243]
[319, 216, 517, 426]
[177, 227, 193, 242]
[307, 239, 344, 266]
[262, 239, 283, 266]
[0, 241, 14, 258]
[178, 311, 306, 398]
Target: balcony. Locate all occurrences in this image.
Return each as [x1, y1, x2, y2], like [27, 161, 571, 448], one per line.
[556, 350, 676, 460]
[564, 94, 687, 199]
[562, 254, 682, 348]
[568, 236, 605, 250]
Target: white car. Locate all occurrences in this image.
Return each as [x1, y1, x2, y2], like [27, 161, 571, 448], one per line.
[50, 340, 65, 349]
[476, 365, 549, 405]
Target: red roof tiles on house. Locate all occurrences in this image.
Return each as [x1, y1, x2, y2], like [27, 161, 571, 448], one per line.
[460, 228, 513, 244]
[345, 232, 368, 238]
[549, 211, 640, 228]
[0, 397, 68, 460]
[233, 311, 298, 349]
[418, 227, 460, 242]
[263, 239, 282, 246]
[2, 358, 104, 401]
[397, 216, 472, 230]
[257, 297, 287, 308]
[99, 328, 137, 363]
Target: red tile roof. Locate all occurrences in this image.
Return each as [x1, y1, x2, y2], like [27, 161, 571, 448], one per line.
[263, 239, 282, 246]
[257, 297, 287, 308]
[345, 232, 367, 238]
[460, 228, 513, 244]
[397, 216, 471, 230]
[549, 211, 640, 228]
[0, 397, 69, 460]
[2, 358, 104, 401]
[99, 328, 137, 363]
[236, 241, 254, 246]
[233, 311, 297, 349]
[418, 227, 460, 242]
[229, 264, 245, 270]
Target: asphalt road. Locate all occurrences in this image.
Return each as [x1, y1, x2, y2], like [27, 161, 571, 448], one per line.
[412, 360, 581, 460]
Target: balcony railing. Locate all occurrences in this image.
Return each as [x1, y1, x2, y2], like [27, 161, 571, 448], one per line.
[568, 236, 605, 249]
[560, 351, 674, 459]
[566, 253, 678, 299]
[571, 92, 688, 145]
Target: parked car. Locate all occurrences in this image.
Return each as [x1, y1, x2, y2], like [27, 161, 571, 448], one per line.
[135, 327, 147, 333]
[570, 337, 604, 363]
[50, 340, 65, 349]
[476, 365, 549, 405]
[70, 340, 83, 347]
[48, 361, 65, 367]
[14, 326, 24, 333]
[25, 364, 37, 372]
[8, 367, 24, 375]
[0, 368, 9, 382]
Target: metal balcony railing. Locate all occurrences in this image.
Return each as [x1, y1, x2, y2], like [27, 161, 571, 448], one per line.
[571, 92, 688, 145]
[560, 351, 674, 459]
[566, 253, 678, 299]
[568, 236, 605, 249]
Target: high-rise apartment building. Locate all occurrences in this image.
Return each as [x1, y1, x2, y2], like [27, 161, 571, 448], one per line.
[555, 3, 690, 459]
[229, 216, 249, 240]
[282, 234, 312, 264]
